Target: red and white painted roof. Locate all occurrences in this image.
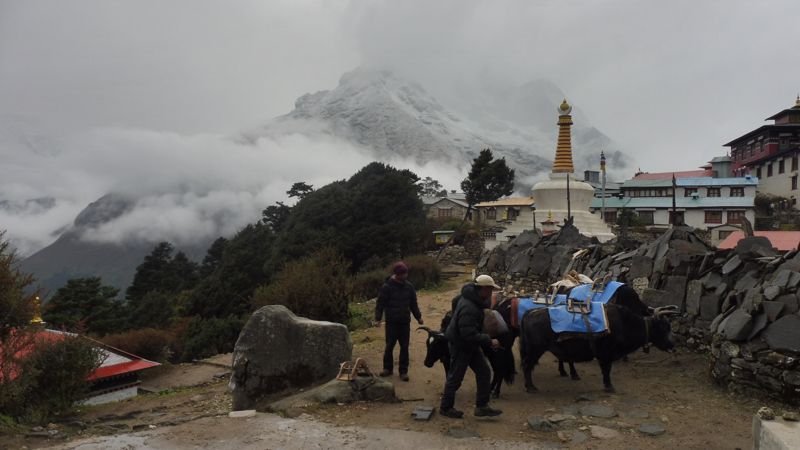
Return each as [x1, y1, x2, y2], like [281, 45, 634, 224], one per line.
[718, 231, 800, 251]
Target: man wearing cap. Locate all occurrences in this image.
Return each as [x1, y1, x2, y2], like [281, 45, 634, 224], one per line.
[375, 261, 423, 381]
[440, 274, 503, 418]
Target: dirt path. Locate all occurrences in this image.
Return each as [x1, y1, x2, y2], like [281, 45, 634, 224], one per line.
[316, 270, 761, 449]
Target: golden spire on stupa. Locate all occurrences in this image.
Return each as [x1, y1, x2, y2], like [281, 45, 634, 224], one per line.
[552, 99, 574, 173]
[795, 94, 800, 107]
[30, 295, 44, 325]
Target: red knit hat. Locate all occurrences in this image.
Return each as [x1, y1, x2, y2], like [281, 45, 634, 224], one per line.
[393, 261, 409, 275]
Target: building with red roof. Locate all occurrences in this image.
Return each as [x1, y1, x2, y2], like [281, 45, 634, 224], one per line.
[0, 328, 159, 405]
[718, 231, 800, 251]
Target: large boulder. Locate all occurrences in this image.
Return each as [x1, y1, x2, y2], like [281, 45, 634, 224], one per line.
[764, 315, 800, 354]
[229, 305, 353, 410]
[267, 376, 395, 414]
[734, 236, 777, 260]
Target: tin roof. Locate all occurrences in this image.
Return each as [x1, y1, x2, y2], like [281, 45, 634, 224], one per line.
[718, 231, 800, 251]
[632, 170, 712, 180]
[591, 197, 754, 209]
[622, 177, 758, 188]
[426, 197, 468, 208]
[475, 197, 535, 208]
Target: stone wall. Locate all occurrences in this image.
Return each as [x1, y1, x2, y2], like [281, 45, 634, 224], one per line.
[478, 224, 800, 404]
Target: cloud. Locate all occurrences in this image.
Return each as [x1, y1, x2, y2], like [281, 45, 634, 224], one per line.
[0, 126, 465, 254]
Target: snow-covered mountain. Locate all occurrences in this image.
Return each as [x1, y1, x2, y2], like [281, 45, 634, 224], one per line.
[244, 68, 626, 188]
[20, 67, 627, 294]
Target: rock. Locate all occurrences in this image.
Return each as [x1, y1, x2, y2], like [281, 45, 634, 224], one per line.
[268, 377, 395, 413]
[528, 251, 552, 276]
[663, 275, 688, 306]
[621, 409, 650, 419]
[776, 294, 799, 314]
[638, 423, 666, 436]
[445, 427, 480, 439]
[722, 255, 742, 275]
[735, 236, 777, 260]
[631, 277, 649, 297]
[747, 313, 769, 341]
[757, 407, 776, 420]
[642, 288, 678, 308]
[228, 410, 256, 418]
[230, 305, 353, 411]
[568, 431, 589, 444]
[527, 416, 556, 432]
[590, 425, 621, 439]
[789, 272, 800, 289]
[628, 256, 654, 279]
[762, 301, 786, 322]
[579, 404, 617, 418]
[546, 414, 576, 424]
[700, 295, 722, 320]
[507, 252, 532, 274]
[720, 341, 740, 358]
[764, 315, 800, 353]
[734, 272, 760, 294]
[720, 309, 753, 341]
[685, 280, 703, 316]
[561, 404, 580, 415]
[783, 411, 800, 421]
[741, 290, 764, 314]
[714, 282, 729, 299]
[702, 271, 724, 290]
[764, 285, 782, 301]
[771, 270, 794, 289]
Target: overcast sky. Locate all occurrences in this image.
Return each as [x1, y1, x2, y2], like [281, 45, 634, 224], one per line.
[2, 0, 799, 254]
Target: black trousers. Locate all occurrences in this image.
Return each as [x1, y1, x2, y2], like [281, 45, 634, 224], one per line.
[383, 321, 410, 374]
[440, 344, 491, 410]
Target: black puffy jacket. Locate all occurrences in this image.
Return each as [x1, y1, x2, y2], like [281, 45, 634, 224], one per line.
[445, 283, 491, 350]
[375, 277, 421, 324]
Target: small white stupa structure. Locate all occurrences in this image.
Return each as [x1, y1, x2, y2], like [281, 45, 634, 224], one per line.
[532, 99, 615, 242]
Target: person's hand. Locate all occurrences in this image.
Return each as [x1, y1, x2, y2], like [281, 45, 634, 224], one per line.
[418, 318, 424, 325]
[490, 339, 501, 349]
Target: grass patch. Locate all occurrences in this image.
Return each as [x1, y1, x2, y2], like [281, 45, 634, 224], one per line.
[347, 302, 374, 331]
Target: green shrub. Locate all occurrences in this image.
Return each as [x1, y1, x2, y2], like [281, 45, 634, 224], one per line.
[252, 247, 351, 323]
[1, 333, 102, 422]
[352, 269, 387, 301]
[179, 316, 244, 362]
[347, 301, 374, 331]
[403, 254, 441, 289]
[351, 255, 441, 300]
[101, 328, 175, 362]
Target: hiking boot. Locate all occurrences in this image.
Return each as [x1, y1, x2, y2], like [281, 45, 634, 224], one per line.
[440, 407, 464, 419]
[379, 369, 392, 377]
[474, 405, 503, 417]
[399, 373, 409, 382]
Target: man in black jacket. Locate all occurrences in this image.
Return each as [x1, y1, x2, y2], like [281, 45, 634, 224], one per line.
[375, 262, 423, 381]
[440, 274, 502, 418]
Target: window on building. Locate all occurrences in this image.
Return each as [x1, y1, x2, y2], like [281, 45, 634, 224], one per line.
[705, 211, 722, 224]
[707, 187, 721, 197]
[718, 230, 733, 240]
[792, 175, 798, 191]
[437, 208, 453, 219]
[684, 188, 698, 197]
[756, 167, 762, 178]
[604, 211, 617, 223]
[507, 208, 519, 220]
[727, 211, 745, 224]
[730, 187, 744, 197]
[486, 208, 496, 220]
[793, 154, 799, 172]
[779, 159, 786, 174]
[637, 211, 654, 225]
[768, 163, 773, 177]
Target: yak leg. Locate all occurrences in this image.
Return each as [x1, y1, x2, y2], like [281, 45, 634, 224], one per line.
[558, 360, 568, 377]
[599, 358, 615, 393]
[568, 361, 580, 380]
[523, 349, 545, 393]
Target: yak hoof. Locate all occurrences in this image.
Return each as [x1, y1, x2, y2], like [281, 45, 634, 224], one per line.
[559, 371, 568, 377]
[525, 385, 539, 393]
[571, 374, 581, 381]
[492, 392, 500, 399]
[604, 385, 616, 393]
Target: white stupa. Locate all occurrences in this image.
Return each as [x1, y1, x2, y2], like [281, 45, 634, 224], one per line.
[531, 99, 615, 242]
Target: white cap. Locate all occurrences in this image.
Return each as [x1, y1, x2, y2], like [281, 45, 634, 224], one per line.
[475, 274, 501, 290]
